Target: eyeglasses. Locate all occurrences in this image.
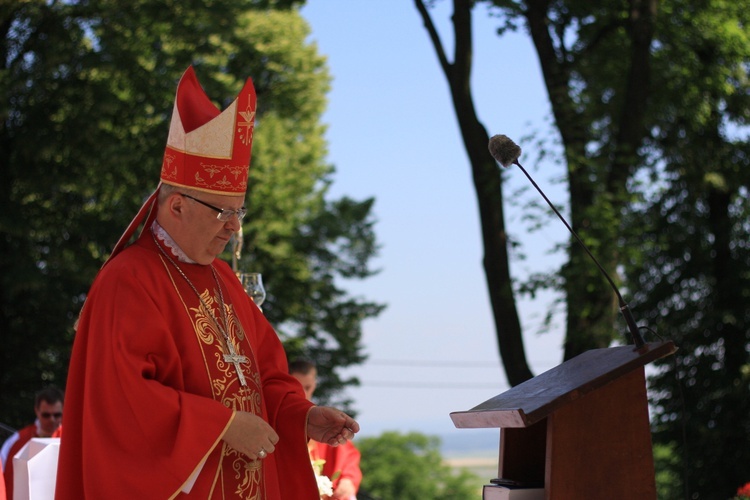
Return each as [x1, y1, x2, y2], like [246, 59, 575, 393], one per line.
[40, 412, 62, 419]
[180, 193, 246, 222]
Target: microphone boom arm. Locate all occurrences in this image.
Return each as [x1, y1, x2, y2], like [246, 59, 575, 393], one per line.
[513, 159, 646, 348]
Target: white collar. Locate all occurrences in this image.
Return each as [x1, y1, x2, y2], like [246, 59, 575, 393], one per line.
[151, 221, 197, 264]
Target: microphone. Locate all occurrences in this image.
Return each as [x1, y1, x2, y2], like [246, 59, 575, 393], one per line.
[488, 134, 646, 348]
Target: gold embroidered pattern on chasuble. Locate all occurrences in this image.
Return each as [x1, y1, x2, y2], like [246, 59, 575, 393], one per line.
[188, 287, 265, 499]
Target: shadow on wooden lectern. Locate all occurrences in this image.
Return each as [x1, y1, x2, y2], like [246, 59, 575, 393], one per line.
[450, 341, 677, 500]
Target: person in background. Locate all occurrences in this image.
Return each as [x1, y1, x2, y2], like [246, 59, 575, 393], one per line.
[290, 359, 362, 500]
[55, 66, 358, 499]
[1, 387, 63, 499]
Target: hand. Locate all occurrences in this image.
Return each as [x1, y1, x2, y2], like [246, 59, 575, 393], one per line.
[222, 411, 279, 460]
[332, 477, 357, 499]
[307, 406, 359, 446]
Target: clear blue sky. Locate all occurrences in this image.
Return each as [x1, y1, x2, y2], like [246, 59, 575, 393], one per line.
[299, 1, 568, 443]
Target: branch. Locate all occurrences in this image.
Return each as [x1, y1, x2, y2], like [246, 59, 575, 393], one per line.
[414, 0, 452, 77]
[451, 0, 473, 89]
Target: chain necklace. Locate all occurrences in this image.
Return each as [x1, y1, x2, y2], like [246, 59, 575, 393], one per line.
[151, 229, 249, 386]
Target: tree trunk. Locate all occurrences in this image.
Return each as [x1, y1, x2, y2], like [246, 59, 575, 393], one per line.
[415, 0, 533, 386]
[525, 0, 656, 359]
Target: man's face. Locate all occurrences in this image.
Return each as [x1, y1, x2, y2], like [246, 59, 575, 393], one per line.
[291, 369, 318, 401]
[35, 400, 63, 436]
[176, 192, 245, 265]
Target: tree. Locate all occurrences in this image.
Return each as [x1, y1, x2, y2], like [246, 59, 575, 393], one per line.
[624, 0, 750, 496]
[414, 0, 532, 386]
[205, 8, 387, 409]
[416, 0, 750, 497]
[358, 431, 480, 499]
[0, 0, 381, 428]
[415, 0, 657, 388]
[519, 0, 657, 358]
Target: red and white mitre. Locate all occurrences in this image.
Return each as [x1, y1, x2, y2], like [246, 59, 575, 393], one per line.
[106, 66, 256, 263]
[160, 66, 256, 195]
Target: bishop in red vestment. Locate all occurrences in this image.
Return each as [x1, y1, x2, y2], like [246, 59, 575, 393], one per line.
[56, 67, 359, 499]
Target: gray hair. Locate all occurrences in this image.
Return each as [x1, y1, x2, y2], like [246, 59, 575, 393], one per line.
[157, 184, 200, 204]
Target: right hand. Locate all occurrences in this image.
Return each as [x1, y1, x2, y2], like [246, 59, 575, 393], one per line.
[222, 411, 279, 460]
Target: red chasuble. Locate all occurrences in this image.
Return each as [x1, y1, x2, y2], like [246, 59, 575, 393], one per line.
[56, 231, 319, 499]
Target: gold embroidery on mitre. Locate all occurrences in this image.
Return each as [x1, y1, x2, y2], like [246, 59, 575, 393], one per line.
[215, 176, 233, 190]
[161, 152, 178, 180]
[237, 107, 255, 146]
[192, 168, 248, 192]
[203, 164, 222, 178]
[228, 164, 247, 180]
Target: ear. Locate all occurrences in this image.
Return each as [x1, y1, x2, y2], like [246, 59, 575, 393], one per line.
[166, 192, 187, 217]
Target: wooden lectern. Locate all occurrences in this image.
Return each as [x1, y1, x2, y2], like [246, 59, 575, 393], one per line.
[450, 341, 677, 499]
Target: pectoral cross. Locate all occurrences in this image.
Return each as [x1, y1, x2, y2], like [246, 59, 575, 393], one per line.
[223, 342, 249, 387]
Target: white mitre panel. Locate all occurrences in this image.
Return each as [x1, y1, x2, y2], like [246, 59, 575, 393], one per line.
[186, 100, 236, 159]
[165, 102, 186, 151]
[166, 100, 237, 160]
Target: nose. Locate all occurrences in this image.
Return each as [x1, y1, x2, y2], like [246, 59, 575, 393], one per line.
[224, 216, 241, 232]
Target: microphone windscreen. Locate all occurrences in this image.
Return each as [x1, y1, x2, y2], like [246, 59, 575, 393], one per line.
[488, 134, 522, 167]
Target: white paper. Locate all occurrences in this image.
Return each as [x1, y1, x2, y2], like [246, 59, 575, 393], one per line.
[12, 437, 60, 500]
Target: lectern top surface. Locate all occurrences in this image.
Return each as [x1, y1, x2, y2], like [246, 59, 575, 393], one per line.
[450, 341, 676, 428]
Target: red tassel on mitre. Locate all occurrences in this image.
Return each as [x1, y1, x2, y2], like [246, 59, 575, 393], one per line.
[104, 66, 257, 265]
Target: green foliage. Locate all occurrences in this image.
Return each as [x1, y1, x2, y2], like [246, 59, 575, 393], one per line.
[623, 0, 750, 497]
[475, 0, 655, 358]
[0, 0, 381, 428]
[654, 443, 682, 500]
[628, 169, 750, 499]
[471, 0, 750, 496]
[357, 431, 481, 500]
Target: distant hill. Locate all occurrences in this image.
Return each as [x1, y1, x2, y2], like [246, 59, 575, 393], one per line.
[440, 428, 499, 457]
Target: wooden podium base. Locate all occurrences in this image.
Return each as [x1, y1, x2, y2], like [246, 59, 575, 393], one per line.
[451, 342, 677, 500]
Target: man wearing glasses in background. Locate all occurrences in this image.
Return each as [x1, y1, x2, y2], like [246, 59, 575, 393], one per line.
[1, 386, 64, 499]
